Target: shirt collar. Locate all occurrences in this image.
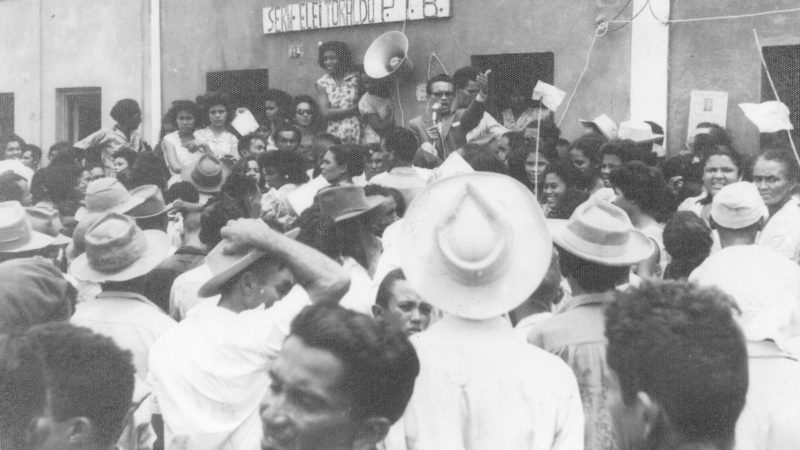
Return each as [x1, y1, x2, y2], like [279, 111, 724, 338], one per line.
[96, 291, 162, 310]
[747, 340, 798, 361]
[561, 291, 617, 312]
[175, 246, 208, 256]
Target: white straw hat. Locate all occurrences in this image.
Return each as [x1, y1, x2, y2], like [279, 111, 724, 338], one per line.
[399, 173, 552, 319]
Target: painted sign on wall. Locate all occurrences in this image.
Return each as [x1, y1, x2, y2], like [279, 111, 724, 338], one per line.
[263, 0, 451, 34]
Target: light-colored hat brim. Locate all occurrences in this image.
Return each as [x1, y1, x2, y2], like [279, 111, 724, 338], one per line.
[0, 230, 56, 254]
[127, 205, 169, 219]
[197, 247, 266, 298]
[331, 195, 385, 222]
[547, 219, 654, 266]
[68, 230, 170, 282]
[625, 134, 664, 144]
[75, 195, 146, 222]
[197, 228, 299, 298]
[50, 233, 72, 247]
[398, 173, 553, 320]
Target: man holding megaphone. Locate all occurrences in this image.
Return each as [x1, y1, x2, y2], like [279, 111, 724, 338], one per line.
[409, 70, 491, 161]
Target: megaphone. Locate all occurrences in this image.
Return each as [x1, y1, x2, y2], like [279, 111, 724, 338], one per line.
[364, 31, 413, 81]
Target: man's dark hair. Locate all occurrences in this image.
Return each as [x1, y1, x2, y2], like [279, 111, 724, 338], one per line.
[363, 184, 406, 217]
[28, 322, 135, 448]
[452, 66, 479, 90]
[328, 144, 366, 178]
[605, 281, 748, 448]
[375, 268, 406, 309]
[0, 171, 25, 202]
[110, 99, 141, 123]
[426, 74, 454, 96]
[200, 198, 246, 248]
[663, 211, 713, 280]
[0, 333, 46, 450]
[557, 245, 630, 292]
[272, 123, 302, 143]
[165, 181, 200, 204]
[384, 127, 419, 164]
[290, 303, 419, 424]
[608, 161, 674, 220]
[570, 134, 607, 167]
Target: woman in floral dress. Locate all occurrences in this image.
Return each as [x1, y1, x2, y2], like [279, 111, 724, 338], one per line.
[316, 41, 361, 143]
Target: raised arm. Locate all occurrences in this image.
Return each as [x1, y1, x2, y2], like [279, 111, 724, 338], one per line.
[220, 218, 350, 304]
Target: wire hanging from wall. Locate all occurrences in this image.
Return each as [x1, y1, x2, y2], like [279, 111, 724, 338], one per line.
[557, 23, 605, 127]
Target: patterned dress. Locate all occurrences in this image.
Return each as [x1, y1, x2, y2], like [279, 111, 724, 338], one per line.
[316, 72, 361, 143]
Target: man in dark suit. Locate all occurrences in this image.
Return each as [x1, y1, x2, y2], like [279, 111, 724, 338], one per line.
[408, 71, 490, 161]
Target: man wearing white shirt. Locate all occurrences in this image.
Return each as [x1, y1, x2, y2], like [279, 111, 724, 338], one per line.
[149, 218, 349, 450]
[396, 173, 584, 449]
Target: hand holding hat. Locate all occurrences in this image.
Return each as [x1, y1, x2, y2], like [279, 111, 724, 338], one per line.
[220, 217, 276, 255]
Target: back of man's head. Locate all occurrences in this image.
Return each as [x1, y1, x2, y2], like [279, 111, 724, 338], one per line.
[200, 199, 246, 248]
[0, 333, 45, 449]
[290, 303, 419, 424]
[384, 127, 419, 165]
[605, 281, 748, 449]
[27, 322, 135, 449]
[452, 66, 479, 90]
[557, 246, 630, 293]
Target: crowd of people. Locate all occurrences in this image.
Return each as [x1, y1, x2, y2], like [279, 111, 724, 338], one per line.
[1, 39, 800, 450]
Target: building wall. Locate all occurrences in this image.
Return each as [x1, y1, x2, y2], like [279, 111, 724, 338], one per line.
[0, 0, 151, 154]
[668, 0, 800, 155]
[161, 0, 633, 140]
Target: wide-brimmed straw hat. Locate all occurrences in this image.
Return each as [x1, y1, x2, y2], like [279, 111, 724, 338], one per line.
[75, 177, 145, 221]
[399, 173, 553, 320]
[197, 228, 298, 298]
[317, 185, 384, 222]
[579, 114, 618, 140]
[0, 201, 56, 253]
[617, 120, 664, 144]
[548, 197, 653, 266]
[181, 154, 230, 194]
[68, 212, 169, 282]
[127, 185, 169, 219]
[25, 206, 71, 247]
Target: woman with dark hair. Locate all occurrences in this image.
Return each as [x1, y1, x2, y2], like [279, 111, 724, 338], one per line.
[316, 41, 361, 143]
[258, 88, 293, 143]
[598, 139, 638, 187]
[291, 95, 325, 158]
[678, 144, 744, 225]
[753, 147, 800, 261]
[2, 134, 26, 160]
[194, 92, 239, 161]
[320, 144, 365, 186]
[162, 100, 204, 184]
[609, 161, 674, 278]
[541, 161, 588, 219]
[507, 139, 559, 199]
[662, 211, 713, 280]
[568, 133, 606, 192]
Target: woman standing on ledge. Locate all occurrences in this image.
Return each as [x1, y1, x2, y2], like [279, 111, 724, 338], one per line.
[316, 41, 361, 144]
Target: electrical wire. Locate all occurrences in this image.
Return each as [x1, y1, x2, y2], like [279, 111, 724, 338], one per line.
[658, 6, 800, 24]
[607, 0, 651, 33]
[557, 25, 603, 127]
[609, 0, 634, 22]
